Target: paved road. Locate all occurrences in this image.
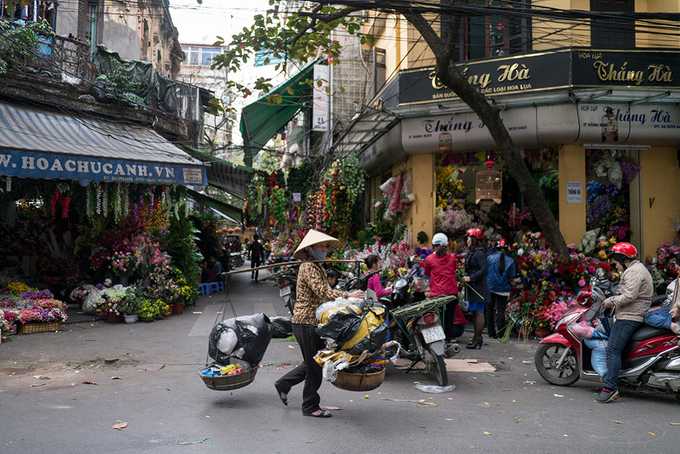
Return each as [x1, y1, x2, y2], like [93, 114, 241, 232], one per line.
[1, 271, 679, 454]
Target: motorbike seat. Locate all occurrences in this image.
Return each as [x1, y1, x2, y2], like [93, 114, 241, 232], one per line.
[631, 325, 674, 342]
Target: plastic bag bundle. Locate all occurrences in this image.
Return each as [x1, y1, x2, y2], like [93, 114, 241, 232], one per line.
[314, 300, 388, 379]
[208, 313, 272, 366]
[270, 316, 292, 338]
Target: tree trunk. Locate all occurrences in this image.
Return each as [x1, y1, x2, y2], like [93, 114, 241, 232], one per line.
[438, 59, 568, 256]
[403, 10, 568, 256]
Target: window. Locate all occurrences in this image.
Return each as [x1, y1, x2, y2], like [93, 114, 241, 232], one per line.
[1, 1, 57, 28]
[591, 0, 634, 49]
[200, 47, 221, 66]
[443, 0, 532, 62]
[182, 46, 221, 66]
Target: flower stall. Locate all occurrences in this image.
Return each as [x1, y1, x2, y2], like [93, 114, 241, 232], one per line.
[0, 283, 68, 335]
[0, 178, 204, 341]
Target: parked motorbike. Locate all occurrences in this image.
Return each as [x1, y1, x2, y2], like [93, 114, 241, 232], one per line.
[383, 266, 458, 386]
[267, 268, 297, 315]
[535, 278, 680, 398]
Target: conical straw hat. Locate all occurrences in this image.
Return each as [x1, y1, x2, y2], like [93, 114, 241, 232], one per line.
[293, 229, 339, 259]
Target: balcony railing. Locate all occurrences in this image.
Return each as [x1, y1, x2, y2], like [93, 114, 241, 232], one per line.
[32, 34, 94, 83]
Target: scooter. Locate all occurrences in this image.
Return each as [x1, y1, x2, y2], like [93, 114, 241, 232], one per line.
[535, 280, 680, 398]
[382, 266, 458, 386]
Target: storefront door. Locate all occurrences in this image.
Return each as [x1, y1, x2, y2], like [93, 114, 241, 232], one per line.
[585, 148, 641, 250]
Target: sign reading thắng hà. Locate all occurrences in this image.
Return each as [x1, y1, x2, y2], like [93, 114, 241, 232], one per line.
[398, 49, 680, 105]
[0, 150, 207, 186]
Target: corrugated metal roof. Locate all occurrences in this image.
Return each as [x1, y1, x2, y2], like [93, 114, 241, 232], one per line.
[0, 101, 201, 166]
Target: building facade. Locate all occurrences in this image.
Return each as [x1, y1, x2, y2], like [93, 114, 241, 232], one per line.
[49, 0, 183, 79]
[178, 43, 234, 152]
[348, 1, 680, 258]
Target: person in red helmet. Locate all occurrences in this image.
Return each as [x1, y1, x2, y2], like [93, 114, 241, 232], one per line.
[463, 228, 488, 349]
[597, 242, 653, 403]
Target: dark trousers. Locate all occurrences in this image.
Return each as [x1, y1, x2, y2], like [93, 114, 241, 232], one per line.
[251, 259, 262, 281]
[486, 293, 509, 338]
[444, 302, 462, 340]
[275, 324, 324, 414]
[603, 319, 642, 390]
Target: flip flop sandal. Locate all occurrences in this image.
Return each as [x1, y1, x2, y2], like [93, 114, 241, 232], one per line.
[274, 384, 288, 406]
[304, 409, 332, 418]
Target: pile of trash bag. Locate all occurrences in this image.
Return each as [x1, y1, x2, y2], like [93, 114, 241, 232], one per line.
[208, 313, 272, 367]
[313, 299, 389, 382]
[270, 316, 293, 338]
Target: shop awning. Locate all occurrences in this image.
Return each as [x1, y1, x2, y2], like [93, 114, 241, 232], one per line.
[182, 147, 253, 197]
[187, 188, 243, 226]
[332, 106, 400, 156]
[0, 101, 207, 186]
[239, 59, 318, 161]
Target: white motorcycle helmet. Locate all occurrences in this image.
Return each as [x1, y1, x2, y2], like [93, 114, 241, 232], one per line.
[432, 232, 449, 247]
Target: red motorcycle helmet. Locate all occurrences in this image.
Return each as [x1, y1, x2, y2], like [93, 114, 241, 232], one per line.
[611, 242, 638, 259]
[466, 228, 485, 240]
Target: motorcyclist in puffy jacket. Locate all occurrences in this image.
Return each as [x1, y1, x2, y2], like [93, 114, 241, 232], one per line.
[597, 242, 653, 403]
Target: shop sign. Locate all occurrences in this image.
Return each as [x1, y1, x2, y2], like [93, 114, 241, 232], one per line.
[572, 50, 677, 87]
[0, 149, 207, 186]
[567, 182, 583, 204]
[402, 106, 538, 154]
[312, 64, 330, 131]
[398, 49, 680, 105]
[578, 104, 680, 144]
[475, 169, 502, 204]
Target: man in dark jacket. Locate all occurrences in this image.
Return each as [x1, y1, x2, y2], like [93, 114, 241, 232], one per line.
[249, 235, 265, 282]
[485, 239, 516, 338]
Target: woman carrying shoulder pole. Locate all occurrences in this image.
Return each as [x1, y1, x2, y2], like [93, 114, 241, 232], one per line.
[274, 230, 363, 418]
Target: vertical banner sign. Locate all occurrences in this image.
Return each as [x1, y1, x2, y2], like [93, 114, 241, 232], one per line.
[313, 64, 330, 131]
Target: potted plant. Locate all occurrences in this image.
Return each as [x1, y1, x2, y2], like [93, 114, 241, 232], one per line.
[119, 291, 140, 324]
[137, 298, 159, 322]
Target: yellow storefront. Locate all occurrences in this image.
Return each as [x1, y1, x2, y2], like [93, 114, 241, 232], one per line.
[355, 48, 680, 258]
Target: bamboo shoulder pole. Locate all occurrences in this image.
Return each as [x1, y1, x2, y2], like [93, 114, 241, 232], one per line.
[222, 259, 363, 276]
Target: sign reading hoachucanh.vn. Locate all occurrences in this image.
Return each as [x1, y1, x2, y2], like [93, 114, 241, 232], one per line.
[0, 150, 207, 186]
[398, 49, 680, 105]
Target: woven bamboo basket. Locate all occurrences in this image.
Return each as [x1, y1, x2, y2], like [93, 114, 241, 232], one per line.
[18, 322, 62, 335]
[333, 368, 385, 392]
[200, 362, 257, 391]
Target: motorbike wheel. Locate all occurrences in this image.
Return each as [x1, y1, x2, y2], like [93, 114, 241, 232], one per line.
[535, 343, 580, 386]
[430, 354, 449, 387]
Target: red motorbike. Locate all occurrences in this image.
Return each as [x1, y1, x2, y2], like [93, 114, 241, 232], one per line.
[535, 285, 680, 398]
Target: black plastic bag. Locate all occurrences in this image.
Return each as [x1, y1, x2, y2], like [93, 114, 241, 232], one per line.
[208, 313, 272, 366]
[347, 322, 389, 356]
[270, 316, 292, 338]
[316, 311, 363, 345]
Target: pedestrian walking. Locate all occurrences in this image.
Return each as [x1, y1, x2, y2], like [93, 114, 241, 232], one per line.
[248, 234, 265, 282]
[275, 230, 363, 418]
[485, 238, 516, 339]
[463, 228, 487, 349]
